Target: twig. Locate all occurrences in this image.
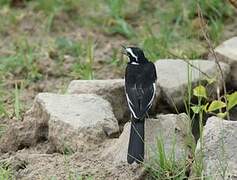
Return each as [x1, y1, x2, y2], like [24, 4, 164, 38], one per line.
[167, 51, 212, 79]
[146, 19, 213, 81]
[197, 3, 230, 120]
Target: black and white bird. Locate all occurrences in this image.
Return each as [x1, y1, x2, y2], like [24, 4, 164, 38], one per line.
[122, 46, 157, 164]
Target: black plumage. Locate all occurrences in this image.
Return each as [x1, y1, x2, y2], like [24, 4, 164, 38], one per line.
[123, 46, 157, 164]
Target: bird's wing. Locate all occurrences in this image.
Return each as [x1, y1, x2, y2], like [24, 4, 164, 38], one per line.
[125, 85, 140, 119]
[140, 83, 156, 114]
[125, 83, 156, 119]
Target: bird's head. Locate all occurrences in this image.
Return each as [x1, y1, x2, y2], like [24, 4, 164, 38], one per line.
[122, 46, 148, 65]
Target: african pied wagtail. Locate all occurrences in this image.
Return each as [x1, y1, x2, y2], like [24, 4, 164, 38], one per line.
[122, 46, 157, 164]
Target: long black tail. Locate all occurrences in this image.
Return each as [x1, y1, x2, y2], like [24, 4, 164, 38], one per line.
[127, 120, 144, 164]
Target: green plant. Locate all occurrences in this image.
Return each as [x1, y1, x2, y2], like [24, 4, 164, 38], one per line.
[146, 137, 188, 179]
[209, 18, 224, 45]
[62, 144, 74, 156]
[191, 85, 237, 119]
[108, 48, 125, 68]
[33, 0, 79, 32]
[142, 34, 171, 61]
[0, 79, 9, 119]
[0, 83, 7, 118]
[34, 0, 63, 32]
[0, 38, 42, 82]
[0, 102, 6, 118]
[54, 37, 95, 79]
[0, 8, 22, 38]
[35, 0, 79, 13]
[14, 82, 22, 120]
[0, 0, 10, 6]
[71, 38, 94, 80]
[189, 0, 233, 21]
[55, 37, 82, 58]
[0, 165, 13, 180]
[105, 0, 134, 38]
[137, 0, 234, 60]
[189, 82, 237, 178]
[190, 0, 233, 45]
[185, 3, 235, 178]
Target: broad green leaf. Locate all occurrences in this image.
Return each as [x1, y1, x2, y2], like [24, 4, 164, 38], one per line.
[191, 105, 203, 114]
[193, 85, 207, 98]
[207, 100, 226, 112]
[217, 112, 227, 119]
[227, 91, 237, 110]
[203, 102, 209, 112]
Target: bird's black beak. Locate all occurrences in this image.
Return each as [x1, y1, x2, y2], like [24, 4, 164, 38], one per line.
[121, 45, 128, 56]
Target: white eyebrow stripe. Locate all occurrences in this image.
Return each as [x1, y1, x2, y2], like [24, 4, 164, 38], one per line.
[126, 48, 138, 61]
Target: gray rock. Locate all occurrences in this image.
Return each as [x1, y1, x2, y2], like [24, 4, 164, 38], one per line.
[103, 113, 194, 164]
[67, 79, 127, 123]
[210, 37, 237, 88]
[195, 116, 237, 179]
[155, 59, 230, 109]
[103, 122, 130, 164]
[0, 93, 119, 153]
[67, 79, 160, 122]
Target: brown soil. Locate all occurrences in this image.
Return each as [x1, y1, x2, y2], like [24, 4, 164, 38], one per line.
[0, 140, 145, 180]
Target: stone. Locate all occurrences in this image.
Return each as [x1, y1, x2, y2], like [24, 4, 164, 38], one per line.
[103, 113, 194, 164]
[195, 116, 237, 179]
[155, 59, 230, 109]
[67, 79, 127, 123]
[0, 93, 119, 153]
[67, 79, 161, 122]
[210, 37, 237, 88]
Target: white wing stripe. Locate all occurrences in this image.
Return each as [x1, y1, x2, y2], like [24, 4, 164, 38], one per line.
[146, 83, 156, 109]
[128, 101, 139, 119]
[125, 92, 134, 106]
[125, 92, 139, 119]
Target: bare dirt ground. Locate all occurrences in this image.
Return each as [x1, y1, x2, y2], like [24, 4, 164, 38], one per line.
[0, 140, 146, 179]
